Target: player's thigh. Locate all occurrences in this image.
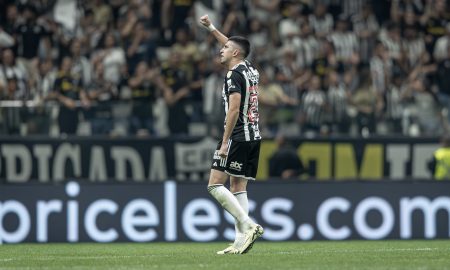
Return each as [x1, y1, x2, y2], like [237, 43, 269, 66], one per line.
[208, 169, 229, 185]
[230, 176, 248, 193]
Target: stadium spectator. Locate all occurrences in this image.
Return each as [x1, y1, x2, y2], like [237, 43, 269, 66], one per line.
[342, 51, 361, 94]
[311, 40, 338, 79]
[370, 41, 392, 94]
[248, 0, 281, 46]
[222, 1, 248, 37]
[0, 76, 26, 134]
[171, 27, 202, 80]
[351, 69, 383, 136]
[128, 60, 166, 136]
[274, 46, 300, 100]
[326, 70, 351, 134]
[15, 4, 51, 61]
[202, 56, 225, 138]
[70, 38, 92, 88]
[161, 0, 194, 43]
[383, 73, 406, 134]
[26, 58, 57, 135]
[422, 0, 448, 54]
[123, 19, 157, 75]
[352, 3, 379, 64]
[86, 61, 117, 135]
[328, 16, 359, 64]
[250, 0, 281, 23]
[436, 44, 450, 122]
[0, 77, 18, 101]
[89, 0, 113, 31]
[294, 21, 320, 69]
[299, 75, 327, 136]
[53, 56, 90, 135]
[269, 134, 304, 179]
[391, 0, 426, 24]
[278, 2, 302, 47]
[35, 58, 57, 102]
[433, 23, 450, 62]
[309, 3, 334, 39]
[1, 4, 18, 38]
[161, 51, 191, 135]
[402, 25, 426, 67]
[429, 135, 450, 180]
[259, 70, 298, 137]
[379, 21, 402, 62]
[402, 74, 444, 136]
[186, 57, 206, 123]
[247, 18, 272, 63]
[0, 48, 29, 100]
[91, 32, 126, 85]
[340, 0, 366, 18]
[0, 27, 14, 48]
[76, 9, 100, 50]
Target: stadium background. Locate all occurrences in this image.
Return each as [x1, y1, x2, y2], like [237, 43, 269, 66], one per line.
[0, 0, 449, 244]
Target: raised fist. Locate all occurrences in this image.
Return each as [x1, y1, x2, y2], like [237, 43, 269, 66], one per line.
[199, 15, 211, 27]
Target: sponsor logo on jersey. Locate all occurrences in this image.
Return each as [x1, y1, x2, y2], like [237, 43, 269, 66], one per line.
[243, 70, 259, 85]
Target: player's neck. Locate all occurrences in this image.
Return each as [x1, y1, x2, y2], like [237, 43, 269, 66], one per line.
[227, 58, 244, 70]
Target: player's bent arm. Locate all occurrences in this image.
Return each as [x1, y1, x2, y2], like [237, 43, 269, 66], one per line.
[222, 92, 241, 143]
[200, 14, 228, 46]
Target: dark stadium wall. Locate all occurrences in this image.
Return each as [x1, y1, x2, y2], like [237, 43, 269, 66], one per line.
[0, 137, 440, 183]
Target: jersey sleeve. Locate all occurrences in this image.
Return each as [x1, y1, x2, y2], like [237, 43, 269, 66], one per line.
[227, 70, 245, 94]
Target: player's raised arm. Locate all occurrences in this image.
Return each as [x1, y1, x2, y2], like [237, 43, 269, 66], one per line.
[199, 15, 228, 46]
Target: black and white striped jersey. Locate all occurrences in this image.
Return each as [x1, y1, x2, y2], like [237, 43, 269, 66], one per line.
[328, 31, 359, 61]
[222, 60, 261, 142]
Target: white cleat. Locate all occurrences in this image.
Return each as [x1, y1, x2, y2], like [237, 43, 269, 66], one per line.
[237, 224, 264, 254]
[216, 245, 239, 255]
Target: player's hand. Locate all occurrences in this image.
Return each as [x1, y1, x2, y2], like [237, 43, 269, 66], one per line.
[218, 142, 228, 158]
[199, 15, 211, 27]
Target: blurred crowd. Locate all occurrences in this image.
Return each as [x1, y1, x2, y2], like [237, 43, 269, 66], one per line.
[1, 0, 450, 138]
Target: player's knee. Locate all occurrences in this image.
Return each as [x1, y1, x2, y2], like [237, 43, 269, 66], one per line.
[230, 179, 247, 193]
[207, 184, 223, 194]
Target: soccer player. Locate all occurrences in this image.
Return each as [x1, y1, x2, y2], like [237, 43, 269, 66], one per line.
[199, 14, 264, 254]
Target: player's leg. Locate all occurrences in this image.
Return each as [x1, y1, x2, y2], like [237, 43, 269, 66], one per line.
[233, 140, 263, 254]
[230, 177, 249, 239]
[207, 169, 254, 234]
[209, 140, 252, 229]
[217, 177, 248, 254]
[209, 139, 262, 254]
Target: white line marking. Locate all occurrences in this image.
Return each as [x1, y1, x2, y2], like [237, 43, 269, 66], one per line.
[271, 247, 447, 255]
[0, 254, 167, 262]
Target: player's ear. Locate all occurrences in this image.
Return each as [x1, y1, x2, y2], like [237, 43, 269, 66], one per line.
[232, 49, 240, 57]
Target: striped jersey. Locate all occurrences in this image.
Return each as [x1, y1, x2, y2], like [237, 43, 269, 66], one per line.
[222, 60, 261, 142]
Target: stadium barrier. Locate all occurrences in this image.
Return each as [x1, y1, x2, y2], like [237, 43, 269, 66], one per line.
[0, 181, 449, 243]
[0, 136, 440, 183]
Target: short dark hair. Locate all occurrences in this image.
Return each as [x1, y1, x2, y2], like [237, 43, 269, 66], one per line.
[228, 36, 250, 58]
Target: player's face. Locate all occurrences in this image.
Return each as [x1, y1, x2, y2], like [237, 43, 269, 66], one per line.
[219, 41, 236, 64]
